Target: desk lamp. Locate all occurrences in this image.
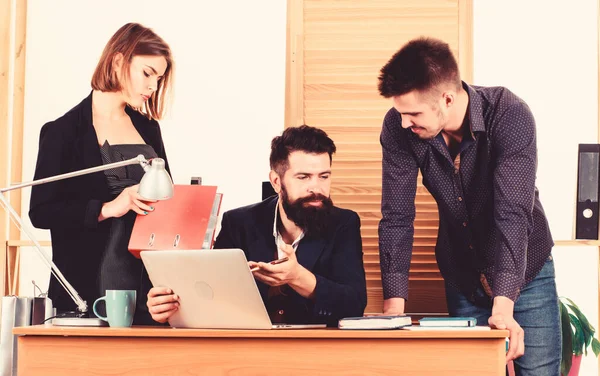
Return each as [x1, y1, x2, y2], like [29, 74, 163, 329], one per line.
[0, 155, 173, 326]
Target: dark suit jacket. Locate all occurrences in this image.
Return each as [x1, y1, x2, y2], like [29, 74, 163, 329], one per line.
[213, 196, 367, 326]
[28, 92, 170, 313]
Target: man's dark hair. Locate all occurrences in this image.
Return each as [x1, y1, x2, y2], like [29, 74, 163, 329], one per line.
[269, 125, 336, 176]
[378, 37, 461, 98]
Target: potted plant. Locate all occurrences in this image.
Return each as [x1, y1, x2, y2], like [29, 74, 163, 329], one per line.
[560, 297, 600, 375]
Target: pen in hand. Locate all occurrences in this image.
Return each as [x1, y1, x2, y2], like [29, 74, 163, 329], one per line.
[250, 257, 289, 272]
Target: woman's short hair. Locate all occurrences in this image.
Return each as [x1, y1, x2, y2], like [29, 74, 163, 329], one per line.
[91, 23, 173, 120]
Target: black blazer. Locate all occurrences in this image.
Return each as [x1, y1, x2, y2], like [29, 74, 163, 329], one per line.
[29, 92, 170, 313]
[213, 196, 367, 326]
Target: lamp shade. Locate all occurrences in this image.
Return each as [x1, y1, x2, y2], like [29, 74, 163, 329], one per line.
[138, 158, 174, 200]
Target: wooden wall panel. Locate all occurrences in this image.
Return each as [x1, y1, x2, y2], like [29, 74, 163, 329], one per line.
[286, 0, 472, 314]
[10, 0, 27, 242]
[0, 0, 27, 296]
[0, 0, 12, 297]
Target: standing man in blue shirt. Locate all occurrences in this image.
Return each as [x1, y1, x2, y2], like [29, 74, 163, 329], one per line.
[377, 37, 560, 376]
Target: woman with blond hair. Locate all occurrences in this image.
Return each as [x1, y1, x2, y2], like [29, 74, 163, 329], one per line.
[29, 23, 174, 324]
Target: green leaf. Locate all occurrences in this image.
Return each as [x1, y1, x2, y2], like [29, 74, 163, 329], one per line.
[593, 338, 600, 357]
[560, 301, 573, 375]
[569, 312, 590, 356]
[561, 297, 600, 359]
[566, 299, 597, 355]
[565, 298, 596, 337]
[571, 315, 586, 356]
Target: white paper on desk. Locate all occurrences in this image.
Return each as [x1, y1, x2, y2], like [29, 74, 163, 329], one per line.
[402, 325, 492, 331]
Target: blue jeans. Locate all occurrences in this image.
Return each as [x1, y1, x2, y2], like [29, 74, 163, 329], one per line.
[445, 257, 561, 376]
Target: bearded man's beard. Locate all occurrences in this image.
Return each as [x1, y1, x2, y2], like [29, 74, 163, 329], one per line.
[280, 184, 333, 237]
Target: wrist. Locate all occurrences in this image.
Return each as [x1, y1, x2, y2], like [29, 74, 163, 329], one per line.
[383, 297, 405, 314]
[99, 203, 112, 221]
[290, 264, 308, 286]
[492, 296, 515, 316]
[288, 265, 317, 298]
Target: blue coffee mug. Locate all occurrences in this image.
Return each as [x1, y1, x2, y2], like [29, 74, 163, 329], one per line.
[93, 290, 136, 327]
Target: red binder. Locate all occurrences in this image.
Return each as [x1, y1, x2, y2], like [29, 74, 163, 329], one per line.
[128, 185, 223, 259]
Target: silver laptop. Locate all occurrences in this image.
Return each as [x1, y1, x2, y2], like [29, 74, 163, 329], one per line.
[141, 249, 326, 330]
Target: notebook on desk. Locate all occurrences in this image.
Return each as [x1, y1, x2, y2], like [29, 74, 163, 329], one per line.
[419, 317, 477, 327]
[338, 315, 412, 330]
[141, 249, 326, 330]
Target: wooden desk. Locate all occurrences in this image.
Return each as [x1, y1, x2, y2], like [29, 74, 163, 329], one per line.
[14, 325, 508, 375]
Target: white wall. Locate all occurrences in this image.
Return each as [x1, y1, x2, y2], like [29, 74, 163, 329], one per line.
[18, 0, 287, 294]
[474, 1, 599, 375]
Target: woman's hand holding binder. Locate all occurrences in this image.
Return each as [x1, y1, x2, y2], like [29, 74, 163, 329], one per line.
[99, 184, 156, 221]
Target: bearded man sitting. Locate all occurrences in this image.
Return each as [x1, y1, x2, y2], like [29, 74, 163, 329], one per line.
[146, 125, 367, 327]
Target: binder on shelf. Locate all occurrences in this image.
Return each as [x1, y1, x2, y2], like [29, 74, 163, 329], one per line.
[128, 185, 223, 258]
[576, 144, 600, 239]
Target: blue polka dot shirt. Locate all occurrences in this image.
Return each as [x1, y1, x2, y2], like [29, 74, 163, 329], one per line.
[379, 82, 554, 303]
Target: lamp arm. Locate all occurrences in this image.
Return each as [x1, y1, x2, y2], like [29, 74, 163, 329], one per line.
[0, 155, 148, 193]
[0, 154, 150, 313]
[0, 192, 89, 312]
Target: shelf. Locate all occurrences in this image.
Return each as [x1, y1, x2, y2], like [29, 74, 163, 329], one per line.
[6, 240, 51, 247]
[554, 240, 600, 247]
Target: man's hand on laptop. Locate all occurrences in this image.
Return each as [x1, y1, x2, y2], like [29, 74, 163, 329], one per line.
[249, 244, 317, 299]
[147, 287, 180, 323]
